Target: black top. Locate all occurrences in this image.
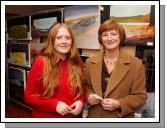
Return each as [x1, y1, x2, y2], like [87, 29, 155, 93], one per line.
[101, 60, 111, 98]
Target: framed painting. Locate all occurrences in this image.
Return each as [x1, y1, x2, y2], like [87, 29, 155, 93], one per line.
[110, 5, 155, 46]
[31, 9, 62, 37]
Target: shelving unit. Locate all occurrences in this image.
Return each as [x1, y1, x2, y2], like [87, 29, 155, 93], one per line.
[6, 8, 63, 108]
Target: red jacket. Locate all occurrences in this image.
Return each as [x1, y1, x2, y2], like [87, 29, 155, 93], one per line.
[24, 56, 85, 118]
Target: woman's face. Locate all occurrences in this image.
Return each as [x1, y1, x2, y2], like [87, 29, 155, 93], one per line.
[101, 30, 120, 51]
[54, 27, 72, 57]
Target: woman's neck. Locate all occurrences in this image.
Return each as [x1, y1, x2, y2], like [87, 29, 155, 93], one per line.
[56, 53, 67, 61]
[104, 47, 119, 61]
[60, 54, 67, 61]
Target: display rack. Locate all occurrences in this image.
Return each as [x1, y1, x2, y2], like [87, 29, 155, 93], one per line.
[6, 8, 63, 108]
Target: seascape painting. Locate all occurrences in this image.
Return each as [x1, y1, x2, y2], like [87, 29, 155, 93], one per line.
[110, 5, 155, 46]
[65, 5, 101, 49]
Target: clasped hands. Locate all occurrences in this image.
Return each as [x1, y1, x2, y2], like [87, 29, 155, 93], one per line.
[87, 94, 121, 111]
[56, 100, 83, 116]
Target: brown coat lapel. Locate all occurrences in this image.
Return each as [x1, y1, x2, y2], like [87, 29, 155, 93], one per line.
[89, 52, 103, 97]
[104, 53, 130, 98]
[88, 50, 131, 98]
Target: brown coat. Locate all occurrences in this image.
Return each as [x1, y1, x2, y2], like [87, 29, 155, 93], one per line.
[84, 50, 148, 118]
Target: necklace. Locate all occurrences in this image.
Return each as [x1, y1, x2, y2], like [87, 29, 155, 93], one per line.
[104, 56, 117, 65]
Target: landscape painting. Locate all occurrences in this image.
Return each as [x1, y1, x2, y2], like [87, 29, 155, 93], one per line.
[110, 5, 155, 46]
[65, 5, 101, 49]
[33, 17, 57, 31]
[32, 17, 57, 37]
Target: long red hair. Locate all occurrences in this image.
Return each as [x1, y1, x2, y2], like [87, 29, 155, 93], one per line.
[39, 23, 84, 99]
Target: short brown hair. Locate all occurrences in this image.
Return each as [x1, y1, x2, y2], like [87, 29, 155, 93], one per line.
[98, 20, 126, 46]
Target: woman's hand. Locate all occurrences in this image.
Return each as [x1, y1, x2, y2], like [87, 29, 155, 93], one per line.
[101, 98, 121, 111]
[87, 94, 102, 106]
[56, 101, 72, 116]
[70, 100, 83, 116]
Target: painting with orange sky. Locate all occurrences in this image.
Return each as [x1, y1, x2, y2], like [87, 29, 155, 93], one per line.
[110, 5, 155, 46]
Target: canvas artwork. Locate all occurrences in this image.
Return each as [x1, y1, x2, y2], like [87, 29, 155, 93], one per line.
[8, 67, 26, 102]
[7, 43, 30, 67]
[33, 17, 57, 31]
[110, 5, 155, 46]
[65, 5, 101, 49]
[9, 52, 26, 65]
[32, 16, 57, 37]
[7, 16, 32, 40]
[8, 24, 28, 39]
[8, 67, 26, 88]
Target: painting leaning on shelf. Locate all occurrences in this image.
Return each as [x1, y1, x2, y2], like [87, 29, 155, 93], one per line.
[9, 52, 27, 66]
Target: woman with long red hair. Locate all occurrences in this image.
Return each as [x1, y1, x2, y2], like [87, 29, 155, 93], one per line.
[24, 23, 85, 118]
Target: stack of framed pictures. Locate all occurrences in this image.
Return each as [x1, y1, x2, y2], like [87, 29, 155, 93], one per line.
[8, 67, 26, 103]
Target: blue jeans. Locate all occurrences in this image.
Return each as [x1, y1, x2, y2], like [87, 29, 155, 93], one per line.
[136, 92, 155, 118]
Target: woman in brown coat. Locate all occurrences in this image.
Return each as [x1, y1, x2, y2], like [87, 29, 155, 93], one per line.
[84, 20, 147, 118]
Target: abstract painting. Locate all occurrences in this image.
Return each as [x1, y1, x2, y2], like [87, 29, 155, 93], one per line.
[65, 5, 101, 49]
